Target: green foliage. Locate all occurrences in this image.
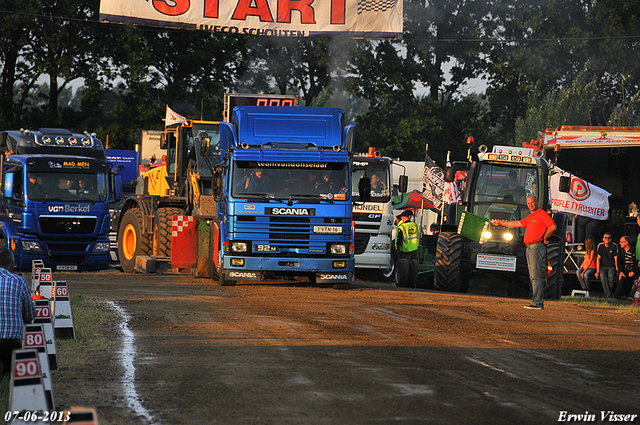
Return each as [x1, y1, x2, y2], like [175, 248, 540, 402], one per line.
[515, 71, 598, 145]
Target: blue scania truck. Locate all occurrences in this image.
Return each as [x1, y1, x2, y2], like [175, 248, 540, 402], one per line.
[210, 105, 357, 288]
[0, 128, 121, 271]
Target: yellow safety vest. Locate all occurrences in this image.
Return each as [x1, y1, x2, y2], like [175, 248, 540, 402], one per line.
[397, 221, 419, 252]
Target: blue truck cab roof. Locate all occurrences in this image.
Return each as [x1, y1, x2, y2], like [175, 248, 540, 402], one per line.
[0, 128, 106, 159]
[231, 106, 346, 149]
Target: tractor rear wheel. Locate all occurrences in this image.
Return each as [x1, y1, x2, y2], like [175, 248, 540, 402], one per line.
[434, 232, 464, 292]
[545, 242, 563, 300]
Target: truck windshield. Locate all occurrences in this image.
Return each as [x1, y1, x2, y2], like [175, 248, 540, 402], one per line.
[471, 163, 538, 219]
[352, 162, 391, 202]
[27, 171, 107, 202]
[232, 161, 350, 201]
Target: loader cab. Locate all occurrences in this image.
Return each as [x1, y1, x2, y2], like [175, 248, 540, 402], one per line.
[163, 121, 221, 195]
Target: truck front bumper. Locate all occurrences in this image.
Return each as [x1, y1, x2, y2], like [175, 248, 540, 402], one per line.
[222, 256, 354, 283]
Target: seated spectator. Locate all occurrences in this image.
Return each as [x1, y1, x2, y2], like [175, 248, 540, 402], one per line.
[576, 236, 596, 291]
[613, 235, 638, 300]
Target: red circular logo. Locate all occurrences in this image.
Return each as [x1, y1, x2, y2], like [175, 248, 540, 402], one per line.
[570, 177, 591, 201]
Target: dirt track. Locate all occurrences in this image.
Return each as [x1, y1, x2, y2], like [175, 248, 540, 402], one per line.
[50, 272, 640, 425]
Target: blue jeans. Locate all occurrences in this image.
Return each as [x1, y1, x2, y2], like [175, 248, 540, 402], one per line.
[526, 243, 546, 307]
[599, 267, 615, 296]
[576, 267, 595, 291]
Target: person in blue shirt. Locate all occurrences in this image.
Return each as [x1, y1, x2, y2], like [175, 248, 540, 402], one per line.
[0, 248, 35, 377]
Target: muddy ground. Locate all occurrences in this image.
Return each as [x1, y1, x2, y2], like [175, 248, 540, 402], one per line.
[42, 272, 640, 425]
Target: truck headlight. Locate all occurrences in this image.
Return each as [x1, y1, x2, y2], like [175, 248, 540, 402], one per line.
[372, 243, 390, 250]
[93, 242, 110, 252]
[21, 241, 42, 252]
[482, 231, 492, 240]
[503, 232, 514, 242]
[231, 242, 248, 253]
[331, 244, 347, 255]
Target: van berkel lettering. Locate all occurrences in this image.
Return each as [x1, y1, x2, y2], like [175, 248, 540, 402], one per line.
[266, 207, 316, 216]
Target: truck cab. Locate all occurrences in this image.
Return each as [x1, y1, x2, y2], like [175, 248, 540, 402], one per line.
[0, 128, 120, 271]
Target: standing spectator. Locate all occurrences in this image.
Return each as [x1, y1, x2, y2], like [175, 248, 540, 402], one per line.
[492, 195, 557, 310]
[0, 248, 35, 377]
[613, 236, 638, 300]
[595, 232, 618, 297]
[576, 236, 596, 291]
[395, 210, 419, 261]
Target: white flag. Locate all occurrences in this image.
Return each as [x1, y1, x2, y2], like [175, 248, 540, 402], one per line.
[165, 106, 187, 127]
[443, 182, 461, 204]
[550, 173, 610, 220]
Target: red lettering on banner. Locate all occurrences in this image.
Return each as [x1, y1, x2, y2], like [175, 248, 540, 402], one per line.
[331, 0, 345, 24]
[204, 0, 219, 18]
[278, 0, 316, 24]
[232, 0, 274, 21]
[153, 0, 190, 15]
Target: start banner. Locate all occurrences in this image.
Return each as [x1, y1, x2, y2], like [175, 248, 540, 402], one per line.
[99, 0, 403, 39]
[549, 173, 611, 220]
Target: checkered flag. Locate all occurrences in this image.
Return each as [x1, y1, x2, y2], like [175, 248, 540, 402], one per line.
[357, 0, 398, 14]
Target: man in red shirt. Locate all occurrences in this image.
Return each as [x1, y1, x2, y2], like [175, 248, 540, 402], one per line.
[492, 195, 557, 310]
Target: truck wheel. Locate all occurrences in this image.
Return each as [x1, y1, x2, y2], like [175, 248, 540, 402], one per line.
[374, 257, 396, 283]
[118, 209, 152, 273]
[395, 258, 409, 287]
[545, 242, 563, 300]
[434, 232, 463, 292]
[408, 259, 419, 288]
[154, 207, 184, 258]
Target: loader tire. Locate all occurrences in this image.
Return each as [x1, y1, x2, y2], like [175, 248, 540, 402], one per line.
[118, 209, 152, 273]
[434, 232, 464, 292]
[154, 207, 184, 258]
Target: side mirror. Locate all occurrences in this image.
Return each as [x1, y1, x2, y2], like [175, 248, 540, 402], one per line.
[201, 137, 211, 157]
[398, 175, 408, 194]
[358, 177, 371, 202]
[159, 133, 167, 150]
[4, 172, 13, 198]
[112, 174, 122, 202]
[212, 166, 224, 199]
[559, 175, 571, 193]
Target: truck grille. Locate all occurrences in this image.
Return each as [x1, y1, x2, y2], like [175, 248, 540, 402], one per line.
[45, 243, 90, 252]
[232, 214, 345, 252]
[354, 233, 370, 255]
[39, 217, 97, 234]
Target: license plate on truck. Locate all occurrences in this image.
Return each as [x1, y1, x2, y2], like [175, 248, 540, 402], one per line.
[476, 254, 516, 272]
[313, 226, 342, 234]
[56, 265, 78, 271]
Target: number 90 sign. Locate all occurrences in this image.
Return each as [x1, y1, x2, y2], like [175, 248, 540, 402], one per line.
[14, 359, 40, 379]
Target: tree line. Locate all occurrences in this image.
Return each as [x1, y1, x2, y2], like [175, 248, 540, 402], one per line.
[1, 0, 639, 165]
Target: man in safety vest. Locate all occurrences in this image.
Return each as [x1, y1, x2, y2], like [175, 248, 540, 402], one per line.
[395, 210, 419, 261]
